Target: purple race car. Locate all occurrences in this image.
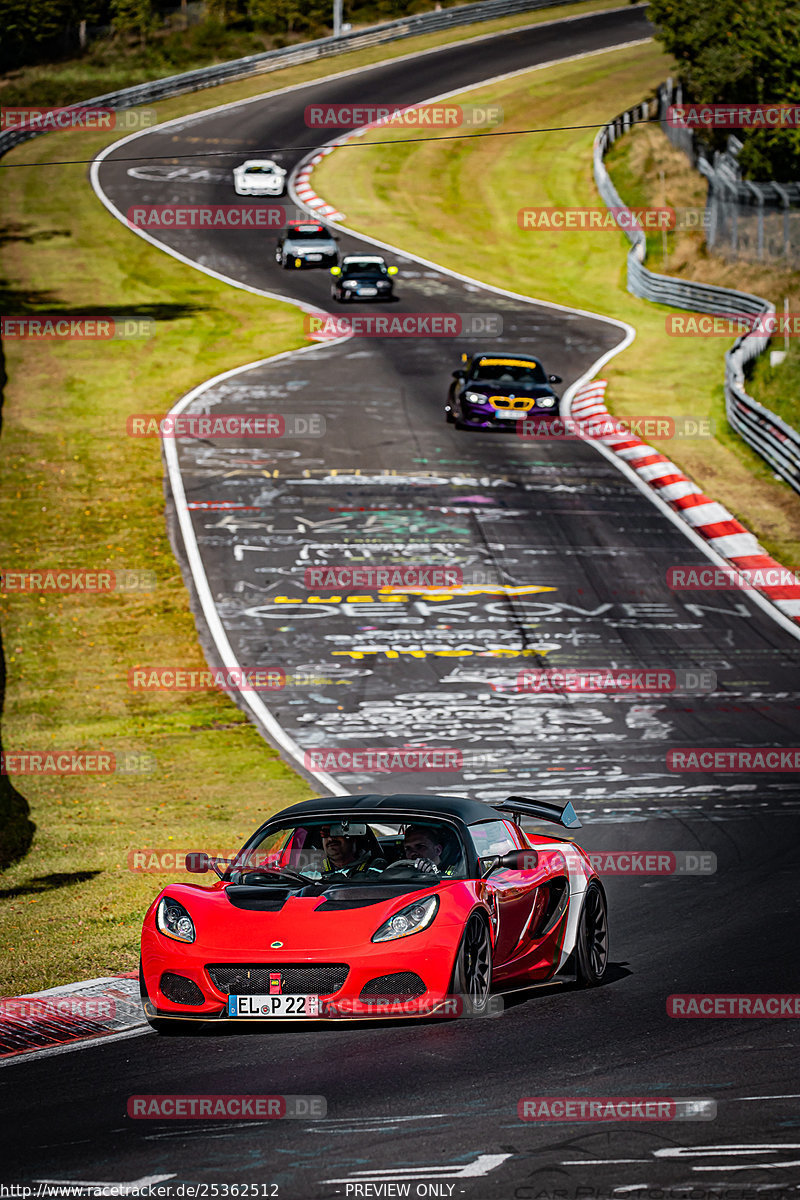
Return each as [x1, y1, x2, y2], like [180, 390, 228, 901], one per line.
[445, 352, 562, 430]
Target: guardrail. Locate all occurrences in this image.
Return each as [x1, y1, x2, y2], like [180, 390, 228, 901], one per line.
[593, 91, 800, 495]
[0, 0, 575, 160]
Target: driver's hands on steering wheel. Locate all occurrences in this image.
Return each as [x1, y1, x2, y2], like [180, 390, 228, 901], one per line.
[385, 857, 438, 874]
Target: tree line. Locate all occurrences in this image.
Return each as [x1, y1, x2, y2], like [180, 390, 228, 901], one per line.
[649, 0, 800, 180]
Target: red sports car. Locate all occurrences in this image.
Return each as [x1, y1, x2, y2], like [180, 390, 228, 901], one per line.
[139, 793, 609, 1032]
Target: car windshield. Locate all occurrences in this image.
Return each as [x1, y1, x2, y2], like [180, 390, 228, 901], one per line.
[287, 225, 329, 239]
[228, 816, 467, 889]
[471, 358, 548, 385]
[246, 165, 277, 174]
[342, 262, 386, 277]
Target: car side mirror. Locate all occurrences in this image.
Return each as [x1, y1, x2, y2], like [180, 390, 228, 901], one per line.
[185, 852, 210, 874]
[330, 266, 341, 275]
[480, 849, 538, 878]
[549, 374, 562, 383]
[452, 370, 466, 380]
[387, 265, 398, 275]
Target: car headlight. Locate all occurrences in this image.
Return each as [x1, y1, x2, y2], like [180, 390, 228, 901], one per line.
[372, 895, 439, 942]
[464, 391, 486, 404]
[343, 280, 358, 289]
[536, 396, 557, 408]
[156, 896, 196, 943]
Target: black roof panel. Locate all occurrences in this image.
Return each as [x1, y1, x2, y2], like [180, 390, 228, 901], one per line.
[263, 792, 501, 826]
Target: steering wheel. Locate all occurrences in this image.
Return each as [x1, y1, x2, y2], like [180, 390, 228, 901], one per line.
[383, 858, 437, 873]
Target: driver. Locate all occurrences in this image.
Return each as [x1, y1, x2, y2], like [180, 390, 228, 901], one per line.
[320, 825, 384, 877]
[403, 826, 445, 872]
[389, 825, 460, 876]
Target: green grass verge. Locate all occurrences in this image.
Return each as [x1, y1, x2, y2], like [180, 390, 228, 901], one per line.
[312, 39, 800, 570]
[1, 0, 618, 108]
[605, 122, 800, 435]
[0, 114, 317, 990]
[749, 343, 800, 432]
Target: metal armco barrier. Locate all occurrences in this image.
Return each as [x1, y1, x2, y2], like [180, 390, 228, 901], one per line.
[0, 0, 575, 160]
[593, 94, 800, 495]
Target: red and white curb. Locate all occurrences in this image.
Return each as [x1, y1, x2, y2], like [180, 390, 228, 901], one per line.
[571, 381, 800, 624]
[293, 146, 345, 220]
[0, 973, 145, 1059]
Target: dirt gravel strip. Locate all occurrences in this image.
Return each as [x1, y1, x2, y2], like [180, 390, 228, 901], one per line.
[0, 973, 145, 1058]
[571, 381, 800, 624]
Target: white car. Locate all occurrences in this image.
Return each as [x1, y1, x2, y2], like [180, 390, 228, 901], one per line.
[233, 159, 286, 197]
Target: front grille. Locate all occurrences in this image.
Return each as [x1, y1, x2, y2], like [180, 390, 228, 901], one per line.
[360, 972, 426, 1003]
[159, 972, 206, 1006]
[207, 964, 349, 996]
[488, 396, 534, 411]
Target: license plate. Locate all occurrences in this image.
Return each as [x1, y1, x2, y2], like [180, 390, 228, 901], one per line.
[228, 994, 320, 1018]
[358, 287, 378, 296]
[495, 409, 527, 419]
[306, 254, 322, 261]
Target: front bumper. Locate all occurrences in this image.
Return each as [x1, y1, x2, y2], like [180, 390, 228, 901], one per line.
[337, 286, 393, 299]
[290, 255, 338, 268]
[455, 403, 560, 430]
[141, 924, 462, 1021]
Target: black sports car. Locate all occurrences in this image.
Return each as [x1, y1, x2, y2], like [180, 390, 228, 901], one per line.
[331, 255, 398, 302]
[446, 352, 562, 430]
[275, 220, 339, 269]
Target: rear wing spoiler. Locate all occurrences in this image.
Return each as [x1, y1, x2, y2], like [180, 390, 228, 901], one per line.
[492, 796, 582, 830]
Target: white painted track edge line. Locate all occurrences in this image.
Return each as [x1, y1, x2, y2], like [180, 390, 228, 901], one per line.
[90, 155, 352, 796]
[159, 347, 350, 794]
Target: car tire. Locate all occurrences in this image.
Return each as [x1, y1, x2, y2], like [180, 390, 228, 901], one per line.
[449, 912, 492, 1016]
[574, 881, 609, 987]
[139, 959, 195, 1035]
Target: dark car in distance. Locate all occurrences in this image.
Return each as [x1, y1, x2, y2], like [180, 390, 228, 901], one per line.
[331, 254, 398, 302]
